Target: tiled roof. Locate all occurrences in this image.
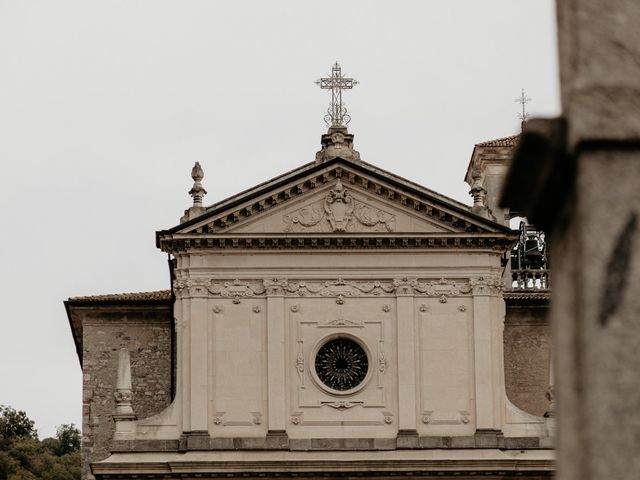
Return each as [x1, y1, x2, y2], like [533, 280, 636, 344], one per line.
[67, 290, 172, 303]
[475, 134, 520, 148]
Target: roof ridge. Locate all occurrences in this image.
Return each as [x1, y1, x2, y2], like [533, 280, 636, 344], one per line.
[67, 290, 171, 302]
[475, 134, 520, 148]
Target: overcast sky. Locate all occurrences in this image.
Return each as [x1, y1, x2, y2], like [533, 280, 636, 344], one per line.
[0, 1, 559, 438]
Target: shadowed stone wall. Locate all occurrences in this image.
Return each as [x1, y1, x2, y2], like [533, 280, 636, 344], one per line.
[79, 305, 172, 480]
[504, 303, 550, 416]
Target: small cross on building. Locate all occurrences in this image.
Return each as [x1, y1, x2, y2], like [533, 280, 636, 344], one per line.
[515, 89, 532, 124]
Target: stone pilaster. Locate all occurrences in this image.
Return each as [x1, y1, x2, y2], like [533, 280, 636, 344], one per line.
[394, 279, 418, 446]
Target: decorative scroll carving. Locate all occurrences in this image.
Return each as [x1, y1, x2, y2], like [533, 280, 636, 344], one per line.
[422, 410, 471, 425]
[283, 181, 395, 233]
[378, 351, 387, 373]
[207, 279, 267, 297]
[290, 412, 303, 425]
[470, 276, 504, 296]
[114, 390, 133, 403]
[176, 277, 472, 299]
[320, 317, 363, 327]
[213, 412, 225, 425]
[321, 400, 363, 409]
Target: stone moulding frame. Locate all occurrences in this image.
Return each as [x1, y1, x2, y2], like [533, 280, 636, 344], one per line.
[159, 233, 515, 253]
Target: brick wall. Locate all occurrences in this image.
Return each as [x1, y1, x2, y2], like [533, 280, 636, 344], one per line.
[504, 303, 550, 417]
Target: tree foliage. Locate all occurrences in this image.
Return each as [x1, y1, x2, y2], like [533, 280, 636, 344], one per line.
[0, 406, 80, 480]
[0, 407, 37, 441]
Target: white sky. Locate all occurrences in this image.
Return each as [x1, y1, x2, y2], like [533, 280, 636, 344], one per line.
[0, 1, 560, 438]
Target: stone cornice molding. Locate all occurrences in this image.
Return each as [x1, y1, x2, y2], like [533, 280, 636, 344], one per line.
[172, 277, 475, 301]
[91, 450, 554, 478]
[159, 233, 515, 254]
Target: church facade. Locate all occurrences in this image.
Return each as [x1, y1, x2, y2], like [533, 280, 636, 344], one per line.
[66, 70, 554, 479]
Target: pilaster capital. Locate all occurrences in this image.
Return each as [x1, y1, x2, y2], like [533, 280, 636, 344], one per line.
[263, 278, 288, 296]
[470, 276, 504, 296]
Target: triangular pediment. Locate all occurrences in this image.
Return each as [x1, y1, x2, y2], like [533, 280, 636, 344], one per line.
[162, 158, 511, 238]
[224, 182, 453, 234]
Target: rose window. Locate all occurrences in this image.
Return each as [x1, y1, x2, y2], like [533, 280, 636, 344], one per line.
[314, 337, 369, 392]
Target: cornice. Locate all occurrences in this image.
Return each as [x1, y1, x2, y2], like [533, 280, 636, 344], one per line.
[92, 453, 554, 478]
[158, 233, 516, 254]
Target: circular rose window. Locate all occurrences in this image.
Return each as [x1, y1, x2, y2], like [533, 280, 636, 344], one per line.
[314, 337, 369, 393]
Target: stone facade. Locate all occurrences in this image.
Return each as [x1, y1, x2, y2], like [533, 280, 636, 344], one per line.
[66, 298, 173, 480]
[67, 128, 555, 479]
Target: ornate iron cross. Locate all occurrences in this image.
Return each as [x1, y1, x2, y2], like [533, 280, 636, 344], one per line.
[316, 62, 358, 128]
[515, 89, 531, 122]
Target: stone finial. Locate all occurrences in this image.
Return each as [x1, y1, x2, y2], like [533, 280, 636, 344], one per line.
[315, 126, 361, 164]
[181, 162, 208, 223]
[189, 162, 207, 207]
[469, 167, 489, 216]
[113, 348, 136, 438]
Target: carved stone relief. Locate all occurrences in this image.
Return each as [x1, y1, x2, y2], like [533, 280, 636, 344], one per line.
[174, 277, 474, 300]
[212, 411, 264, 427]
[283, 180, 395, 233]
[422, 410, 471, 425]
[470, 276, 505, 295]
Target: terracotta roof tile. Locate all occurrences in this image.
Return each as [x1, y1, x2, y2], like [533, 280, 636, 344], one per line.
[475, 134, 520, 148]
[67, 290, 171, 303]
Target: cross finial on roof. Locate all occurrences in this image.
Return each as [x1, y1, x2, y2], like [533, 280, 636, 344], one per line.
[515, 89, 532, 129]
[316, 62, 358, 128]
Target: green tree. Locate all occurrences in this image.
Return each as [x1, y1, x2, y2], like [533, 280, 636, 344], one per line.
[54, 425, 80, 456]
[0, 406, 37, 441]
[0, 407, 80, 480]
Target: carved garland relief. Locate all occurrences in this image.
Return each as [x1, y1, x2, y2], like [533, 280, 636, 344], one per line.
[283, 180, 396, 233]
[172, 276, 502, 301]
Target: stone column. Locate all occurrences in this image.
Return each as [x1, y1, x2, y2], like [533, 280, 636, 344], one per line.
[395, 279, 418, 447]
[113, 348, 136, 440]
[265, 280, 288, 446]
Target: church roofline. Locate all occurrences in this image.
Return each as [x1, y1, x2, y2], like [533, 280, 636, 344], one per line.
[66, 290, 172, 303]
[464, 134, 520, 185]
[158, 156, 512, 244]
[64, 291, 173, 367]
